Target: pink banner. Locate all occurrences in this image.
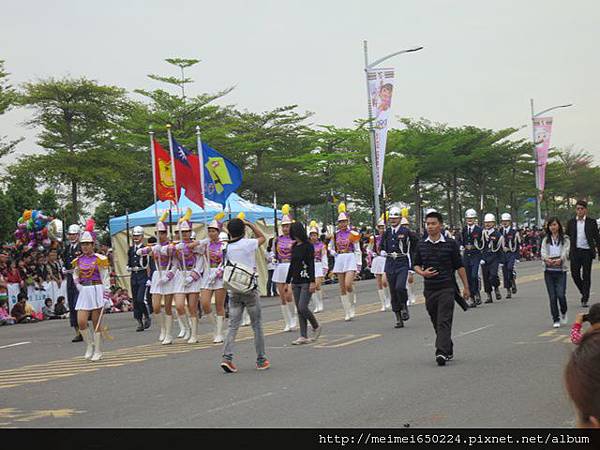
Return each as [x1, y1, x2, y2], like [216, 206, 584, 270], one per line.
[533, 116, 553, 193]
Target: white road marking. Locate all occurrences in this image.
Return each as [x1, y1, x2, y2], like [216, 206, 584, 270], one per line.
[457, 324, 494, 337]
[205, 392, 275, 414]
[0, 342, 31, 350]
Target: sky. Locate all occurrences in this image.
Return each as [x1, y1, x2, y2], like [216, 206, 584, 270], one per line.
[1, 0, 599, 164]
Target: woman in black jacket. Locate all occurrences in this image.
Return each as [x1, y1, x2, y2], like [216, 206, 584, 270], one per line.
[285, 222, 322, 345]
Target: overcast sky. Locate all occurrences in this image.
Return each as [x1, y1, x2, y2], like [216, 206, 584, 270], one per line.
[1, 0, 599, 164]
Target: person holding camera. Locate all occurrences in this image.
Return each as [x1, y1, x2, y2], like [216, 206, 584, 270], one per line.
[571, 303, 600, 344]
[541, 217, 570, 328]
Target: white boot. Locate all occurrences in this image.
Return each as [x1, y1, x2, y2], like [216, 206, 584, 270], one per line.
[213, 315, 225, 343]
[176, 314, 186, 338]
[156, 312, 166, 342]
[407, 282, 416, 305]
[281, 304, 291, 332]
[340, 295, 351, 321]
[288, 303, 298, 330]
[179, 314, 191, 340]
[349, 291, 356, 318]
[91, 332, 103, 361]
[241, 308, 251, 326]
[314, 290, 323, 313]
[377, 289, 387, 312]
[82, 328, 94, 360]
[187, 317, 198, 344]
[162, 314, 173, 345]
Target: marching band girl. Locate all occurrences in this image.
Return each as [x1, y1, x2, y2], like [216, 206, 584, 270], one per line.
[368, 215, 391, 312]
[308, 221, 328, 313]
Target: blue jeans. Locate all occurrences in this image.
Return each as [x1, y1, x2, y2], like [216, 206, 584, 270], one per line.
[544, 270, 567, 322]
[222, 290, 267, 363]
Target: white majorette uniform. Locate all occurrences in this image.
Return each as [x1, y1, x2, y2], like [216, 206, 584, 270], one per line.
[369, 235, 386, 275]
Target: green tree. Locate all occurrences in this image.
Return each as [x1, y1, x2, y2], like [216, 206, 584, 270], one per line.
[0, 60, 22, 159]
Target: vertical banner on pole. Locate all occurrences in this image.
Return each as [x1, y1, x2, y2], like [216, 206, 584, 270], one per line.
[367, 67, 395, 196]
[532, 116, 553, 196]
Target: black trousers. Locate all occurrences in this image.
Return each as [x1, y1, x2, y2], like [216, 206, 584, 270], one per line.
[131, 271, 149, 321]
[266, 269, 277, 296]
[502, 252, 518, 289]
[385, 258, 409, 313]
[66, 274, 79, 328]
[571, 248, 594, 301]
[424, 287, 455, 357]
[481, 253, 500, 293]
[463, 252, 481, 295]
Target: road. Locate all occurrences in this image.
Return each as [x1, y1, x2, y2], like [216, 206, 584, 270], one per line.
[0, 260, 596, 428]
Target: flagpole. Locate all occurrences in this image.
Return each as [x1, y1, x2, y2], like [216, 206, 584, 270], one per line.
[273, 191, 278, 239]
[167, 125, 187, 281]
[196, 125, 209, 237]
[149, 130, 159, 225]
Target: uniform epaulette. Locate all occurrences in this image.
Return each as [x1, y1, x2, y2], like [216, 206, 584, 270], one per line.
[95, 253, 110, 268]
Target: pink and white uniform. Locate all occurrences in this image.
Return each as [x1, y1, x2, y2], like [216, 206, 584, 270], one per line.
[202, 240, 225, 290]
[173, 240, 207, 294]
[271, 234, 293, 284]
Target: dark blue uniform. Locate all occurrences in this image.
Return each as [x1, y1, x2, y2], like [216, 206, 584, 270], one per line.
[481, 228, 503, 300]
[128, 243, 150, 328]
[459, 225, 484, 303]
[382, 225, 417, 325]
[62, 242, 81, 329]
[501, 227, 520, 293]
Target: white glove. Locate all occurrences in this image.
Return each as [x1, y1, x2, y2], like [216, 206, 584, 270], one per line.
[330, 250, 337, 257]
[126, 266, 132, 273]
[76, 283, 82, 292]
[145, 280, 152, 287]
[380, 250, 387, 257]
[480, 260, 485, 266]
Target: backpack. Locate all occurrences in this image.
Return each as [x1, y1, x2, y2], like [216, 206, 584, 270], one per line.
[222, 239, 257, 294]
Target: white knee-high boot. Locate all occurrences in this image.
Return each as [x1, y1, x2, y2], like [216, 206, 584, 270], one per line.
[179, 314, 191, 340]
[176, 314, 186, 338]
[280, 304, 291, 331]
[162, 314, 173, 345]
[213, 314, 224, 343]
[91, 332, 103, 361]
[156, 312, 166, 342]
[314, 290, 324, 313]
[377, 289, 387, 312]
[82, 328, 94, 360]
[340, 295, 351, 321]
[407, 280, 416, 305]
[349, 291, 356, 318]
[288, 303, 298, 330]
[187, 316, 198, 344]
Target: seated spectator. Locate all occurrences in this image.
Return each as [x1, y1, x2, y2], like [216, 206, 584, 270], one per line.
[54, 296, 69, 317]
[6, 261, 24, 288]
[11, 293, 38, 323]
[42, 297, 65, 320]
[571, 303, 600, 344]
[565, 328, 600, 427]
[0, 299, 16, 325]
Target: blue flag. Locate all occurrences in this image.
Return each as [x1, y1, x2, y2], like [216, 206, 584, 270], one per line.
[201, 142, 243, 207]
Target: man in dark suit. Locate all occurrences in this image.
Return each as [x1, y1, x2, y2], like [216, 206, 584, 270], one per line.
[566, 200, 600, 307]
[128, 226, 150, 331]
[62, 224, 82, 342]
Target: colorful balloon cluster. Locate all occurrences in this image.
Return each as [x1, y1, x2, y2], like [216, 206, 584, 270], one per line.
[14, 209, 62, 250]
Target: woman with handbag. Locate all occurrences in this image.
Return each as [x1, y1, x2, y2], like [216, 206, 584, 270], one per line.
[220, 217, 269, 373]
[541, 217, 570, 328]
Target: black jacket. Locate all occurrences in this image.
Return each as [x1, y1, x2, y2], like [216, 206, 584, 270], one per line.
[566, 217, 600, 258]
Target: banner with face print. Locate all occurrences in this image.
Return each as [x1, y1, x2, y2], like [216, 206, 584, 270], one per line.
[533, 116, 553, 193]
[367, 68, 395, 195]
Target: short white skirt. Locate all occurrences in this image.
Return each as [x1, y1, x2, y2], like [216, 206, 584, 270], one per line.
[201, 267, 224, 290]
[173, 270, 203, 294]
[371, 256, 386, 275]
[272, 262, 291, 284]
[149, 270, 176, 295]
[75, 285, 105, 310]
[333, 253, 357, 273]
[314, 261, 325, 278]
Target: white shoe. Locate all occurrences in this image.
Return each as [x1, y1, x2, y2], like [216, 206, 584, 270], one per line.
[187, 317, 198, 344]
[213, 315, 224, 343]
[560, 313, 568, 325]
[553, 322, 560, 328]
[156, 312, 166, 342]
[91, 332, 103, 361]
[292, 336, 310, 345]
[162, 314, 174, 345]
[82, 328, 94, 360]
[340, 295, 351, 321]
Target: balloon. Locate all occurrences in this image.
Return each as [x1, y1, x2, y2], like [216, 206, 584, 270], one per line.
[26, 219, 34, 231]
[31, 210, 39, 221]
[17, 217, 24, 225]
[41, 228, 48, 238]
[18, 223, 26, 230]
[42, 239, 51, 247]
[23, 210, 32, 221]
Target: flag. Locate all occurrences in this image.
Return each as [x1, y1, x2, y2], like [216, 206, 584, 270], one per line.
[532, 116, 553, 194]
[152, 139, 177, 202]
[201, 142, 243, 207]
[171, 136, 204, 208]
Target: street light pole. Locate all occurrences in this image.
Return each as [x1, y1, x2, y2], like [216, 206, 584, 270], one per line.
[530, 99, 573, 228]
[364, 40, 423, 222]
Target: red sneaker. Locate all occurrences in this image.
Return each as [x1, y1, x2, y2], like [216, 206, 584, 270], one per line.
[220, 359, 238, 373]
[256, 359, 270, 371]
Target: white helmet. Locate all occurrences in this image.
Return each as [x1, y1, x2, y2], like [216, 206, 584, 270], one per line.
[465, 209, 477, 219]
[400, 217, 409, 226]
[484, 213, 496, 223]
[67, 224, 80, 235]
[425, 208, 437, 215]
[500, 213, 511, 222]
[388, 207, 401, 218]
[132, 226, 144, 236]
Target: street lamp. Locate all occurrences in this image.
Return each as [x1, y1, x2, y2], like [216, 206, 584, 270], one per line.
[364, 40, 423, 222]
[530, 99, 573, 228]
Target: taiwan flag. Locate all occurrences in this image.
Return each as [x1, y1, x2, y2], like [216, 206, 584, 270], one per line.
[171, 136, 205, 208]
[152, 139, 178, 202]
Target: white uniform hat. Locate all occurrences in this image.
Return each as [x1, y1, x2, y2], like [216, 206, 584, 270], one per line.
[484, 213, 496, 223]
[500, 213, 512, 222]
[308, 220, 319, 235]
[281, 204, 293, 225]
[218, 231, 229, 242]
[388, 207, 401, 219]
[132, 226, 144, 236]
[67, 224, 80, 235]
[400, 217, 409, 225]
[377, 217, 385, 227]
[80, 231, 94, 243]
[465, 209, 477, 219]
[337, 202, 349, 222]
[425, 208, 437, 215]
[177, 207, 193, 232]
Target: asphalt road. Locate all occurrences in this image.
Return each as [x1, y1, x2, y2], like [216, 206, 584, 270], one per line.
[0, 260, 597, 428]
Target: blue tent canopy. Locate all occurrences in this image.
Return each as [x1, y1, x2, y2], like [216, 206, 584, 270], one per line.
[109, 190, 281, 236]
